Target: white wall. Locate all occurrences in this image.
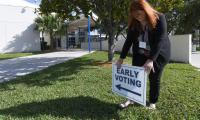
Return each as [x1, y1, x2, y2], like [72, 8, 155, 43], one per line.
[169, 35, 192, 63]
[81, 35, 126, 52]
[61, 36, 67, 49]
[43, 32, 50, 46]
[81, 41, 107, 51]
[0, 5, 40, 53]
[81, 34, 192, 63]
[43, 33, 67, 49]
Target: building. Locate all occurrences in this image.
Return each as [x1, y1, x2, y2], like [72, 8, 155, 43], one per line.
[0, 0, 40, 53]
[43, 14, 106, 50]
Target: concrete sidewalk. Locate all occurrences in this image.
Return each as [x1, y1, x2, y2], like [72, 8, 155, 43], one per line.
[191, 52, 200, 71]
[0, 50, 91, 83]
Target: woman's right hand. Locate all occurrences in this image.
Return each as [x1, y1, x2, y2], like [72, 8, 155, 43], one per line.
[116, 58, 124, 68]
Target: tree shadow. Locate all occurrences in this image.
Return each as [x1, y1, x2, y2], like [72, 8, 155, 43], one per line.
[0, 57, 101, 91]
[2, 23, 40, 53]
[0, 96, 120, 120]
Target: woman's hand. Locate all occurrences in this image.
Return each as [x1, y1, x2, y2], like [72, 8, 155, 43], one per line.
[143, 59, 155, 73]
[116, 58, 124, 68]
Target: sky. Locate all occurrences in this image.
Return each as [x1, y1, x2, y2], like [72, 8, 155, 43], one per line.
[25, 0, 41, 5]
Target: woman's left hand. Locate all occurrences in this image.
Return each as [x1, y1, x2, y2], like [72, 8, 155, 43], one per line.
[143, 59, 155, 73]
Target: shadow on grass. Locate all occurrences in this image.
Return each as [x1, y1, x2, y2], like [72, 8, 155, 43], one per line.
[0, 96, 120, 120]
[0, 57, 101, 91]
[0, 58, 13, 61]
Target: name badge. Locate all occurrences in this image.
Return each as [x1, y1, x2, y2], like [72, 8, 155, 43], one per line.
[139, 41, 146, 49]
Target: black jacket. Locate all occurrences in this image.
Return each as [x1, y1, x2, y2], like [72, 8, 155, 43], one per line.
[120, 13, 171, 62]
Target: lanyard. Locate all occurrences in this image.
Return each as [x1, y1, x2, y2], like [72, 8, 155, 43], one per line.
[138, 26, 149, 43]
[143, 26, 148, 42]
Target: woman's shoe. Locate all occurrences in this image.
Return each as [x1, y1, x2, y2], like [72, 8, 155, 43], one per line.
[119, 100, 134, 109]
[147, 103, 156, 110]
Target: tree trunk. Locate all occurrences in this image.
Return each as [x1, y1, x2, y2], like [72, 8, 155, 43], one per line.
[41, 31, 44, 50]
[66, 28, 69, 49]
[100, 32, 102, 51]
[108, 32, 115, 61]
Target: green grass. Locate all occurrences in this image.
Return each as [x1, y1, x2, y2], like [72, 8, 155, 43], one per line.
[0, 51, 199, 120]
[0, 50, 59, 60]
[0, 53, 33, 60]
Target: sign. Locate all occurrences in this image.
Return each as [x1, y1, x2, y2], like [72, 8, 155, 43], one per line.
[112, 64, 147, 106]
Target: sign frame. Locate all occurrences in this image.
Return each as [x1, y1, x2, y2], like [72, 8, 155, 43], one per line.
[112, 64, 147, 106]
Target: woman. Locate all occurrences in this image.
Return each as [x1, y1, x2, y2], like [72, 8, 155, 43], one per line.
[116, 0, 171, 109]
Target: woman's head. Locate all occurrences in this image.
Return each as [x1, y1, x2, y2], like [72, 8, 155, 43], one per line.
[128, 0, 159, 29]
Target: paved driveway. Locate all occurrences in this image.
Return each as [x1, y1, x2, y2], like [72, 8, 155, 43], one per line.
[191, 52, 200, 71]
[0, 50, 90, 83]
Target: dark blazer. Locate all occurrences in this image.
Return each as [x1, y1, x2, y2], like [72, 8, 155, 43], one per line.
[120, 13, 171, 62]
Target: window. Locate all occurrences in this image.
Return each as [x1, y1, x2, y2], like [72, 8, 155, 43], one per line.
[57, 38, 61, 48]
[68, 37, 76, 46]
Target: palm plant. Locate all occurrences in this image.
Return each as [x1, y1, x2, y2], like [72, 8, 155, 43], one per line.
[35, 16, 45, 39]
[35, 14, 65, 50]
[55, 20, 67, 43]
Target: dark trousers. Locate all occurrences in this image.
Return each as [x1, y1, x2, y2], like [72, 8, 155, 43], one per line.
[132, 54, 167, 103]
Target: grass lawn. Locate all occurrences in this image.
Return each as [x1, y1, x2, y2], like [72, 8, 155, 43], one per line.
[0, 51, 199, 120]
[0, 53, 33, 60]
[0, 50, 60, 60]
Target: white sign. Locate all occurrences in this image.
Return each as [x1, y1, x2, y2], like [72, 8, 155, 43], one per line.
[112, 64, 147, 106]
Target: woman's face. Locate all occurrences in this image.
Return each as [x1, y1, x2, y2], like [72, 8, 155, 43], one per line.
[132, 10, 147, 23]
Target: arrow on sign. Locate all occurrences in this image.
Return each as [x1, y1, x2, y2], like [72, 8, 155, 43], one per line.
[116, 84, 141, 96]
